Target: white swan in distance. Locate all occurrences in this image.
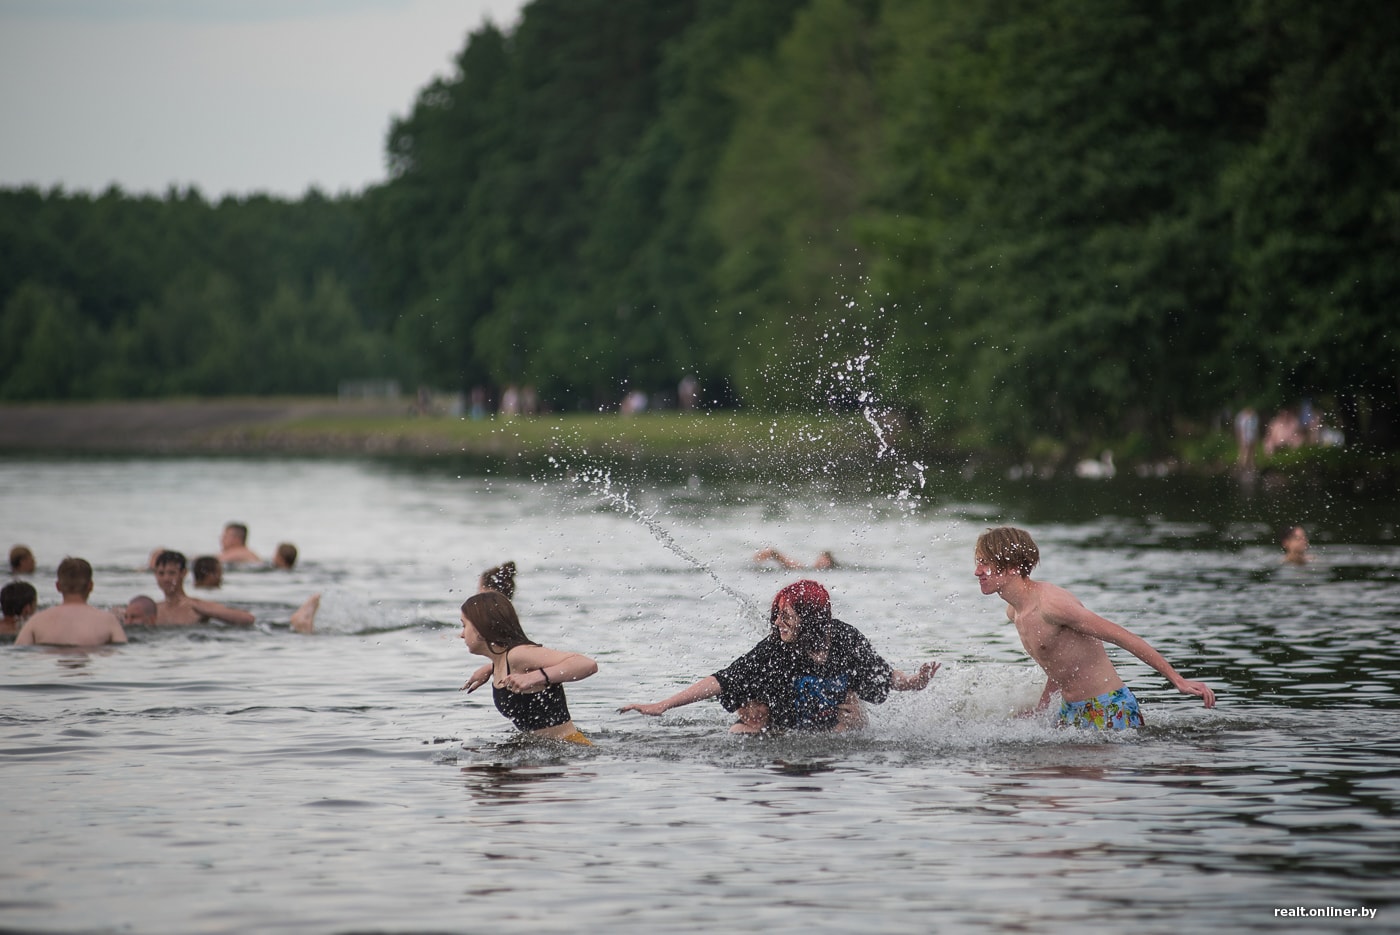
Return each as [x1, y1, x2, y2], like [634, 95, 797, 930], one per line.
[1074, 450, 1116, 479]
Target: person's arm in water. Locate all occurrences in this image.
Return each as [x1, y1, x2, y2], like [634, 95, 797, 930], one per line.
[890, 661, 940, 691]
[463, 662, 493, 693]
[619, 675, 723, 716]
[188, 598, 255, 627]
[497, 645, 598, 694]
[753, 547, 802, 569]
[1044, 590, 1216, 708]
[1025, 675, 1062, 716]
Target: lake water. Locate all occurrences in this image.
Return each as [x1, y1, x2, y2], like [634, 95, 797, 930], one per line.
[2, 453, 1397, 933]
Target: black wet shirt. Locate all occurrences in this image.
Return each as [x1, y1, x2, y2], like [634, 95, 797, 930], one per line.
[712, 619, 893, 730]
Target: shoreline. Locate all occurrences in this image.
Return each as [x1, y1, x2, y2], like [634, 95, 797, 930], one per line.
[1, 398, 1390, 482]
[0, 398, 407, 456]
[0, 398, 897, 465]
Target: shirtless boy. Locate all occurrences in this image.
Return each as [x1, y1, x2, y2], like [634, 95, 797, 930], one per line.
[218, 523, 261, 565]
[14, 557, 127, 647]
[153, 550, 255, 626]
[975, 527, 1215, 729]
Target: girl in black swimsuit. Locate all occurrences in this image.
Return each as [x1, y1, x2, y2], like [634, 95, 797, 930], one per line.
[458, 591, 597, 744]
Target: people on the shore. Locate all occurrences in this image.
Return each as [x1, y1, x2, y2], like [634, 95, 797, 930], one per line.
[272, 542, 298, 570]
[1263, 409, 1305, 456]
[619, 579, 938, 733]
[753, 547, 837, 570]
[152, 550, 255, 626]
[1280, 525, 1311, 566]
[458, 590, 597, 744]
[1, 581, 38, 636]
[218, 523, 261, 565]
[15, 557, 127, 647]
[973, 526, 1215, 729]
[9, 544, 36, 576]
[1233, 406, 1259, 471]
[192, 555, 223, 589]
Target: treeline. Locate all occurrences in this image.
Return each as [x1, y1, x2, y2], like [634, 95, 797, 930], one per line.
[2, 0, 1396, 454]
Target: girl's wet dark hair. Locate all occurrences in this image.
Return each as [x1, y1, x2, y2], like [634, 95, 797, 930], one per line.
[769, 579, 833, 656]
[479, 561, 517, 599]
[460, 590, 536, 650]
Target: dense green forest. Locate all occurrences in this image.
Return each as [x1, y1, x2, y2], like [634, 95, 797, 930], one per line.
[2, 0, 1396, 456]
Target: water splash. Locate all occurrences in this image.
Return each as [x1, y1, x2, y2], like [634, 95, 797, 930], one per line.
[545, 453, 760, 620]
[808, 311, 928, 514]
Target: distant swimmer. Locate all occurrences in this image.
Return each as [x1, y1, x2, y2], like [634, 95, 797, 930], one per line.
[9, 545, 36, 576]
[1280, 525, 1310, 566]
[218, 523, 261, 565]
[192, 555, 223, 589]
[272, 542, 298, 570]
[620, 579, 937, 733]
[458, 590, 598, 744]
[14, 557, 127, 647]
[753, 547, 837, 570]
[152, 550, 255, 626]
[1, 581, 38, 636]
[974, 526, 1215, 730]
[122, 595, 158, 627]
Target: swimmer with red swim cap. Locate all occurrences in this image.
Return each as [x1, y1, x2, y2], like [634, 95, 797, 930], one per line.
[620, 579, 938, 733]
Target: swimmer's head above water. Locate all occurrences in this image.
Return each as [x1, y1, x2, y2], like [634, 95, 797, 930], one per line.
[770, 579, 832, 656]
[974, 527, 1040, 577]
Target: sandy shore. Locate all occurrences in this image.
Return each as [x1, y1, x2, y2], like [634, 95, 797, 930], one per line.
[0, 398, 403, 455]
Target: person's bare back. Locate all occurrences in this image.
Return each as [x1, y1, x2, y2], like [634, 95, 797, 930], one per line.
[15, 557, 126, 647]
[16, 602, 127, 646]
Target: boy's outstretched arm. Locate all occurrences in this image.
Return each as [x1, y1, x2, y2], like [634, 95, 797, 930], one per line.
[1050, 595, 1216, 708]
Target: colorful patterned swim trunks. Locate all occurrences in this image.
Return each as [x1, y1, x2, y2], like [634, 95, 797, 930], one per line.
[1058, 686, 1145, 730]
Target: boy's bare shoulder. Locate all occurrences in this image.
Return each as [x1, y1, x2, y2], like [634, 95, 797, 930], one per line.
[1035, 582, 1089, 624]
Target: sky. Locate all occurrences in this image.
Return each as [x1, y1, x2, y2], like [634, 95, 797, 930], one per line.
[0, 0, 530, 199]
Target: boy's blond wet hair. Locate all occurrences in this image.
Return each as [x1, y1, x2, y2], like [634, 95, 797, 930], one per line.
[975, 527, 1040, 577]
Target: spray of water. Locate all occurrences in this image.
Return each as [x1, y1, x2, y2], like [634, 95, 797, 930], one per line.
[806, 309, 928, 515]
[544, 452, 760, 620]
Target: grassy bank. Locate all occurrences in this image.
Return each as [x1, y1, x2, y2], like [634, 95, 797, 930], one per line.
[3, 398, 1393, 482]
[201, 409, 904, 466]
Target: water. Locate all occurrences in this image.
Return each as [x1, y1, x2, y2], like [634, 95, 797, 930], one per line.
[2, 455, 1398, 933]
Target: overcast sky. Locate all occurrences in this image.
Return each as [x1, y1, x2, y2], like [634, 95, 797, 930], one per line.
[0, 0, 529, 199]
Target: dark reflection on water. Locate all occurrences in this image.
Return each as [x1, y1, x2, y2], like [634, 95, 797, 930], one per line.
[459, 763, 596, 805]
